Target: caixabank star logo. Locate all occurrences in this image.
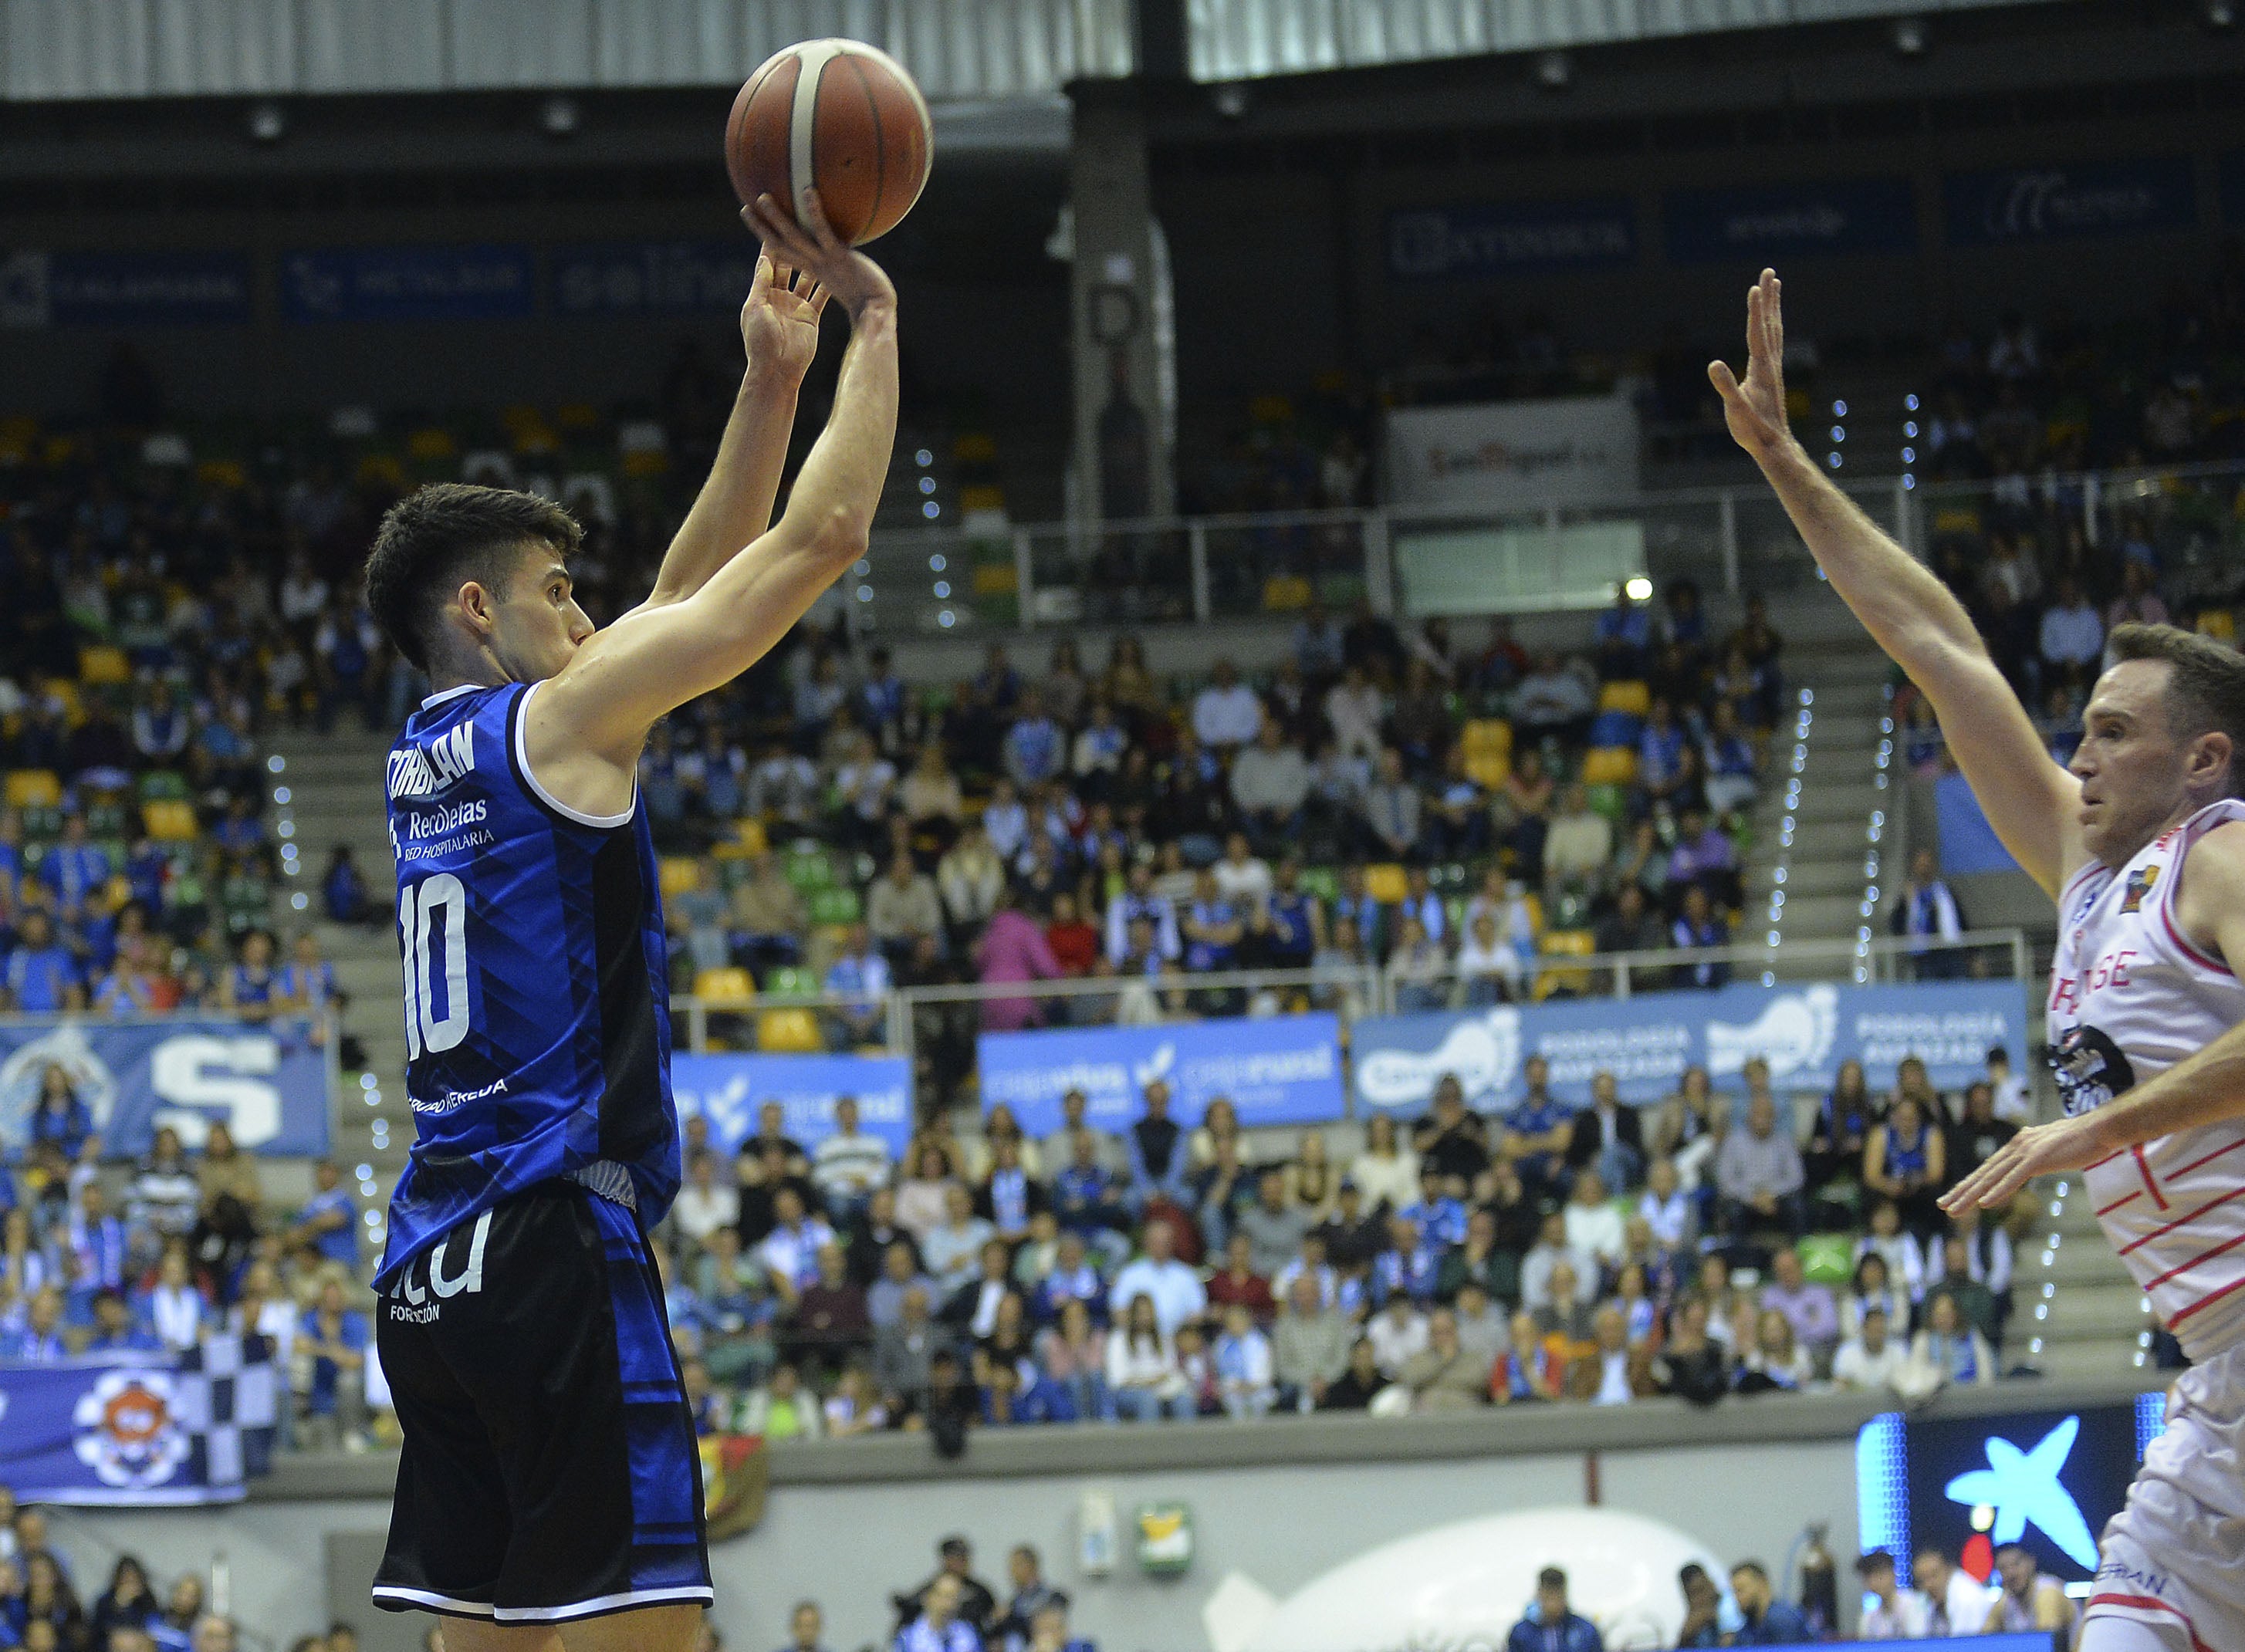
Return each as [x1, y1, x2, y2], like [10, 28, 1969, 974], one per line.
[72, 1370, 190, 1490]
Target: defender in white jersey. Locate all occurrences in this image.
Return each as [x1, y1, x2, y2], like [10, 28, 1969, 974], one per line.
[1716, 269, 2245, 1652]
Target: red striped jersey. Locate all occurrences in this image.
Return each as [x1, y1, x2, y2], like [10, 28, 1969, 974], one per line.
[2050, 798, 2245, 1361]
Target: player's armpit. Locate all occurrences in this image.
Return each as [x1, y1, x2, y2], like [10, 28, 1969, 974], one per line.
[2172, 818, 2245, 983]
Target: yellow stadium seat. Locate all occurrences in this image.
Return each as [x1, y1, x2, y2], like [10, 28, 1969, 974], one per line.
[5, 770, 62, 809]
[407, 427, 458, 462]
[694, 968, 757, 1006]
[1535, 928, 1596, 1001]
[79, 646, 130, 686]
[144, 799, 198, 841]
[1463, 753, 1510, 789]
[1461, 718, 1512, 757]
[1263, 574, 1312, 613]
[1364, 863, 1410, 904]
[1598, 681, 1651, 716]
[659, 856, 703, 897]
[712, 819, 768, 860]
[2199, 610, 2237, 644]
[757, 1008, 823, 1053]
[1580, 747, 1638, 787]
[46, 681, 82, 725]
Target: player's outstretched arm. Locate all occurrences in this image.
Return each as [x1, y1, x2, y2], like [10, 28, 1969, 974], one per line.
[634, 242, 830, 613]
[1710, 269, 2079, 897]
[1945, 823, 2245, 1208]
[530, 190, 898, 775]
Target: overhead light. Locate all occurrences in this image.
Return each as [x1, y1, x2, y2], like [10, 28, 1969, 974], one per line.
[1209, 83, 1250, 120]
[247, 100, 287, 143]
[1536, 50, 1573, 89]
[540, 94, 581, 137]
[2209, 0, 2237, 28]
[1891, 15, 1928, 55]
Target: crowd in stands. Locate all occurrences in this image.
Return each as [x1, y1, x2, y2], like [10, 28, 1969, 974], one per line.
[652, 1025, 2034, 1440]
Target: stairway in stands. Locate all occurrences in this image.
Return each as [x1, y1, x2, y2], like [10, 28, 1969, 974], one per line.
[1751, 591, 2141, 1380]
[268, 725, 408, 1265]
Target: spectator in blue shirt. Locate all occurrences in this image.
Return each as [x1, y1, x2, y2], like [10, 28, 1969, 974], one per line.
[1594, 589, 1652, 679]
[26, 1066, 93, 1162]
[897, 1576, 981, 1652]
[1124, 1082, 1192, 1212]
[0, 1288, 69, 1361]
[1669, 886, 1732, 991]
[1727, 1560, 1811, 1645]
[84, 1288, 161, 1354]
[1506, 1566, 1604, 1652]
[301, 1278, 370, 1449]
[41, 814, 109, 920]
[1051, 1134, 1131, 1253]
[289, 1160, 360, 1272]
[1400, 1165, 1468, 1250]
[2, 910, 84, 1013]
[823, 924, 893, 1045]
[1002, 689, 1064, 788]
[1022, 1600, 1096, 1652]
[1504, 1056, 1574, 1195]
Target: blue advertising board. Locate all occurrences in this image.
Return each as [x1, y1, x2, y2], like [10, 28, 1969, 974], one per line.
[1943, 157, 2196, 246]
[281, 244, 534, 322]
[0, 249, 252, 327]
[1386, 200, 1636, 279]
[0, 1340, 279, 1505]
[978, 1015, 1346, 1136]
[671, 1052, 911, 1159]
[1936, 770, 2021, 877]
[1353, 981, 2027, 1114]
[553, 241, 759, 313]
[0, 1017, 330, 1159]
[1663, 178, 1916, 265]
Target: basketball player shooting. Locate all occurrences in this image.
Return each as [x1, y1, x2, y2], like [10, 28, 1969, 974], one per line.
[1715, 268, 2245, 1650]
[355, 190, 894, 1648]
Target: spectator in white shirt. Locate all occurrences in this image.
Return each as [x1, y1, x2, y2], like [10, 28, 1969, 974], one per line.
[1563, 1171, 1626, 1269]
[1323, 665, 1385, 762]
[1366, 1293, 1430, 1377]
[1853, 1550, 1930, 1640]
[671, 1148, 742, 1252]
[1985, 1044, 2033, 1123]
[1520, 1211, 1599, 1311]
[1210, 833, 1273, 904]
[812, 1095, 893, 1218]
[1108, 1219, 1207, 1339]
[1831, 1306, 1908, 1392]
[2037, 574, 2104, 680]
[756, 1187, 838, 1306]
[1229, 721, 1311, 840]
[1913, 1546, 1999, 1638]
[1192, 660, 1265, 750]
[1637, 1157, 1696, 1250]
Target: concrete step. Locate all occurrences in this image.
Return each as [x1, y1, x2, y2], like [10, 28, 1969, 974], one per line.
[1768, 892, 1871, 933]
[1753, 862, 1870, 898]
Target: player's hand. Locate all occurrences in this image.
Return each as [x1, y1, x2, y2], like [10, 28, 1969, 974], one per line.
[742, 188, 898, 321]
[1708, 268, 1794, 461]
[739, 246, 829, 382]
[1939, 1111, 2107, 1213]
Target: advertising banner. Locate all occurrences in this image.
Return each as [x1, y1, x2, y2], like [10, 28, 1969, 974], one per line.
[0, 1337, 279, 1505]
[1663, 177, 1916, 264]
[1385, 395, 1639, 512]
[977, 1015, 1345, 1136]
[553, 241, 759, 313]
[0, 249, 252, 328]
[1943, 158, 2196, 246]
[0, 1017, 330, 1158]
[281, 244, 534, 322]
[671, 1052, 911, 1158]
[1386, 199, 1636, 279]
[1352, 981, 2028, 1114]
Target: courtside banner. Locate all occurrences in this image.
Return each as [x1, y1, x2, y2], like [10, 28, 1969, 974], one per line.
[1353, 981, 2027, 1114]
[1385, 199, 1636, 279]
[672, 1052, 912, 1157]
[1385, 396, 1638, 512]
[977, 1016, 1345, 1135]
[0, 1343, 277, 1505]
[553, 241, 759, 313]
[0, 249, 252, 327]
[0, 1017, 330, 1159]
[281, 243, 533, 322]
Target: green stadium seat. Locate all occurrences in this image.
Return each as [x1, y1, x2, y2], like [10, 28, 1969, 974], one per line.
[765, 965, 820, 998]
[811, 887, 860, 925]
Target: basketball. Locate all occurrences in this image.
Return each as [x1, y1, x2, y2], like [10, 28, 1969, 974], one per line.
[725, 39, 933, 246]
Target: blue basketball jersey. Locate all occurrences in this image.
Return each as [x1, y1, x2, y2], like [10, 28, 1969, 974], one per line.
[373, 681, 679, 1290]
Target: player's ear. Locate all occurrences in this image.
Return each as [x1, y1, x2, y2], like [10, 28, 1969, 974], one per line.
[2190, 729, 2233, 794]
[455, 578, 497, 637]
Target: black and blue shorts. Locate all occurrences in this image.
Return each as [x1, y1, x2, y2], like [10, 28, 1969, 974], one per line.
[371, 1179, 711, 1624]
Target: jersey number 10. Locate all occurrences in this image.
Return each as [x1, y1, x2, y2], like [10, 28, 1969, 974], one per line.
[400, 873, 470, 1059]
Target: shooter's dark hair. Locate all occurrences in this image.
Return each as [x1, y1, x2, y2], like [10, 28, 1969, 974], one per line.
[363, 483, 581, 671]
[2107, 622, 2245, 795]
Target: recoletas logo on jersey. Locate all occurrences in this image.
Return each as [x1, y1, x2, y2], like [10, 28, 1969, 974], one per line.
[2052, 1025, 2135, 1115]
[2120, 866, 2158, 914]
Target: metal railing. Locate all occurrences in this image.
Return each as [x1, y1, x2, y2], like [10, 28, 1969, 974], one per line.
[675, 927, 2030, 1066]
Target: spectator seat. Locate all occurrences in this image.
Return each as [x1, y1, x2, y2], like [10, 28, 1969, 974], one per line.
[659, 856, 703, 897]
[78, 645, 131, 685]
[757, 1008, 823, 1052]
[694, 968, 757, 1006]
[86, 802, 128, 837]
[137, 770, 191, 802]
[4, 770, 61, 809]
[1263, 574, 1312, 612]
[1297, 867, 1341, 904]
[1584, 783, 1628, 823]
[1587, 710, 1643, 748]
[712, 819, 769, 858]
[1534, 929, 1594, 1001]
[1598, 681, 1652, 716]
[144, 800, 198, 841]
[1364, 863, 1409, 905]
[811, 887, 861, 926]
[765, 966, 821, 998]
[1580, 747, 1638, 787]
[784, 849, 835, 893]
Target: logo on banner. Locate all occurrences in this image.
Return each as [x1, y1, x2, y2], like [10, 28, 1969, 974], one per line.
[1706, 985, 1839, 1079]
[1356, 1008, 1523, 1110]
[72, 1370, 190, 1490]
[0, 1022, 117, 1154]
[1944, 1417, 2101, 1569]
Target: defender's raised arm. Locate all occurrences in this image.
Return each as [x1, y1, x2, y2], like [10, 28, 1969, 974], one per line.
[1710, 269, 2081, 897]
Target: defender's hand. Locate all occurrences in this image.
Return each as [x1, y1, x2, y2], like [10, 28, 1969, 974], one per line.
[1939, 1111, 2107, 1212]
[742, 187, 898, 320]
[739, 246, 829, 382]
[1708, 268, 1794, 461]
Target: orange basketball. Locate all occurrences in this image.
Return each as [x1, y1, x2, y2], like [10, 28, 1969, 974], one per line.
[725, 39, 933, 247]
